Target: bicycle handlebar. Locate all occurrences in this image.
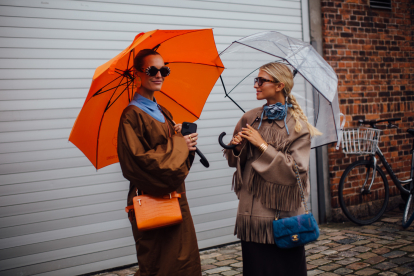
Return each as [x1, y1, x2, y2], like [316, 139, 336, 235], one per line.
[358, 118, 401, 128]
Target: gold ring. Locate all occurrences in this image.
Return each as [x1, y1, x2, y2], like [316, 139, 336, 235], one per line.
[188, 134, 192, 139]
[249, 130, 252, 134]
[190, 137, 194, 142]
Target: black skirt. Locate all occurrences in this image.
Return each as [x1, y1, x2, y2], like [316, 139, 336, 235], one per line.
[241, 240, 307, 276]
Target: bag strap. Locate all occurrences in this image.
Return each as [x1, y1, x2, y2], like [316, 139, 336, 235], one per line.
[158, 105, 175, 138]
[136, 188, 182, 198]
[275, 160, 309, 220]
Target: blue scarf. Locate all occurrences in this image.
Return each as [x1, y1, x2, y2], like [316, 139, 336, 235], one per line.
[128, 93, 165, 123]
[258, 101, 293, 135]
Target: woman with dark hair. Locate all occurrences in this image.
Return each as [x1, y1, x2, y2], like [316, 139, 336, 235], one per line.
[117, 49, 201, 276]
[225, 62, 321, 275]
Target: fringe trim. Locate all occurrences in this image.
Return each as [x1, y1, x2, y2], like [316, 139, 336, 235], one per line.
[233, 123, 308, 211]
[232, 171, 242, 195]
[234, 214, 275, 244]
[247, 125, 293, 161]
[231, 148, 245, 196]
[247, 169, 308, 211]
[243, 124, 306, 211]
[247, 142, 254, 161]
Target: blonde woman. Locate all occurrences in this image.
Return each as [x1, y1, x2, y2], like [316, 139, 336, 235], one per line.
[225, 62, 321, 275]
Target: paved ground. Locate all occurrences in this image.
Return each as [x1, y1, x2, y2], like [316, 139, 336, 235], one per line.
[93, 208, 414, 276]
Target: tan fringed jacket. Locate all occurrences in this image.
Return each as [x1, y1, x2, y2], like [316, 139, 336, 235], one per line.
[225, 106, 311, 244]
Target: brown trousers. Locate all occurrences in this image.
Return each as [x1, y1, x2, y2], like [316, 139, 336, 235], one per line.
[128, 210, 141, 276]
[127, 203, 202, 276]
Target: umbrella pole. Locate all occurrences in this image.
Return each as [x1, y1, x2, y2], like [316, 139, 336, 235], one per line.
[218, 76, 241, 150]
[219, 76, 245, 113]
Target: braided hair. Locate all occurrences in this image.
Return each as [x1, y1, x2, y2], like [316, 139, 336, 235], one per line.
[260, 62, 322, 137]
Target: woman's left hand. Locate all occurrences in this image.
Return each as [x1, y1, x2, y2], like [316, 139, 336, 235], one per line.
[239, 124, 266, 148]
[174, 124, 182, 134]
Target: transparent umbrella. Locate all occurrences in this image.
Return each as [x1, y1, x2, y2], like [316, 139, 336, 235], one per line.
[217, 31, 342, 149]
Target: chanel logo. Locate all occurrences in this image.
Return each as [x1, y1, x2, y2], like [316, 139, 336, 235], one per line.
[291, 235, 299, 242]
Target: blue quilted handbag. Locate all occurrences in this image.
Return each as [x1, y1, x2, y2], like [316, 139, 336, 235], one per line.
[272, 162, 320, 248]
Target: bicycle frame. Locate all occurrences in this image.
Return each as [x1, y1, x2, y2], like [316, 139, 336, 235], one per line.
[340, 118, 414, 226]
[363, 145, 414, 195]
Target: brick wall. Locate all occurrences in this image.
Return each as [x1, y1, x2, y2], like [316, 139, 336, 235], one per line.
[321, 0, 414, 221]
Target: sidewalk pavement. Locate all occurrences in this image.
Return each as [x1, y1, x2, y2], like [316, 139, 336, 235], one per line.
[93, 208, 414, 276]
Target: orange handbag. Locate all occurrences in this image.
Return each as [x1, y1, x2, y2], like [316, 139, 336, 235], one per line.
[125, 191, 183, 231]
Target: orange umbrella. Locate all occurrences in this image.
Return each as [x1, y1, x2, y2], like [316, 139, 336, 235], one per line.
[69, 29, 224, 169]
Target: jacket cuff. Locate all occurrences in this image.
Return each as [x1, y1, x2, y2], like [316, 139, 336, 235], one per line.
[251, 145, 277, 171]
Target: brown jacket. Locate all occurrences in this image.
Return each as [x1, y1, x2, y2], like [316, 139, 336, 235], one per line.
[118, 105, 201, 276]
[225, 106, 311, 244]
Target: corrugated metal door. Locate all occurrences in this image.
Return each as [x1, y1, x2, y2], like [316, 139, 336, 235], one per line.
[0, 0, 312, 275]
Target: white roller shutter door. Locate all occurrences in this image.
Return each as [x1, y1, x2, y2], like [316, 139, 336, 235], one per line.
[0, 0, 312, 275]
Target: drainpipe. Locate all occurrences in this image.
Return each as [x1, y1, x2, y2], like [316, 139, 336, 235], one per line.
[308, 0, 332, 223]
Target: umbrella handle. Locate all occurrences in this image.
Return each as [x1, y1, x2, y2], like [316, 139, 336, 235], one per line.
[218, 132, 236, 150]
[195, 147, 209, 168]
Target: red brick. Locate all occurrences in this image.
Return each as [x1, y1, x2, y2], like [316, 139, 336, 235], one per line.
[322, 0, 414, 216]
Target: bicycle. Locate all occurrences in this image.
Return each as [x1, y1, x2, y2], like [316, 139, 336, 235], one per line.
[338, 118, 414, 227]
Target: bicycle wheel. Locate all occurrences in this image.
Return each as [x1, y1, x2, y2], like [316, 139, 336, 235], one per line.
[402, 190, 414, 228]
[338, 160, 389, 225]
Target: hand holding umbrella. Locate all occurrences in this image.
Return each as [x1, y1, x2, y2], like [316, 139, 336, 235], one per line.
[239, 124, 266, 148]
[174, 123, 182, 133]
[230, 133, 244, 153]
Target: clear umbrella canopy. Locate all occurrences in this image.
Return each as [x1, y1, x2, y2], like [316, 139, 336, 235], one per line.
[219, 31, 342, 148]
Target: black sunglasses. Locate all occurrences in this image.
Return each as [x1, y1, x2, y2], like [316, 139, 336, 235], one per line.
[141, 66, 171, 77]
[254, 77, 277, 86]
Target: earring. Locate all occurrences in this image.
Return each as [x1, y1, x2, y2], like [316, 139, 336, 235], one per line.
[134, 76, 141, 88]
